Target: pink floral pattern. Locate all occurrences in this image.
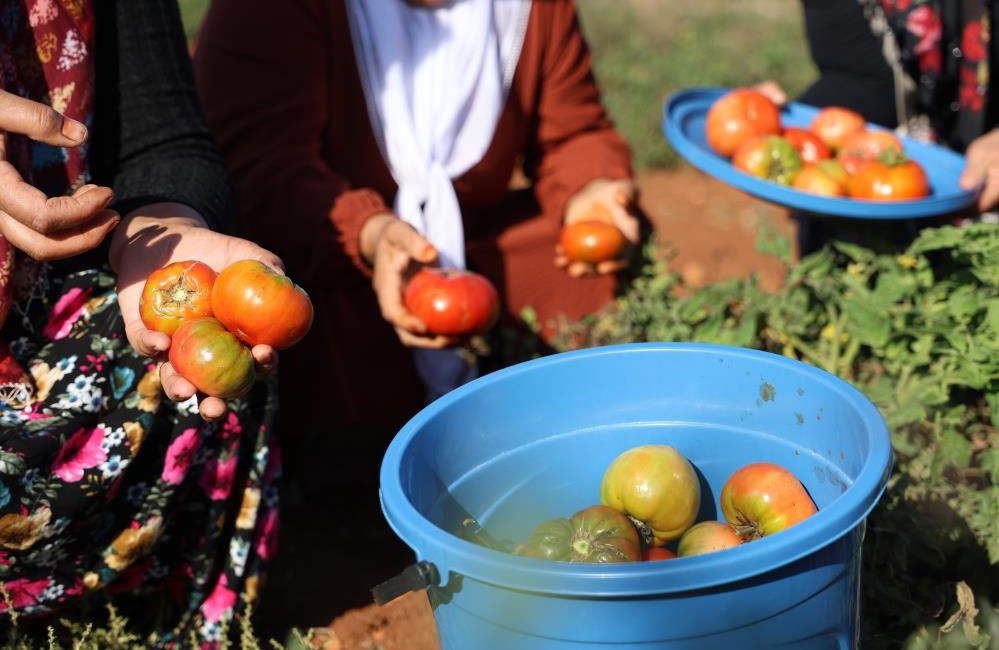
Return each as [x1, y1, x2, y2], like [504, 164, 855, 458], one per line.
[52, 426, 108, 482]
[162, 427, 202, 484]
[199, 456, 238, 500]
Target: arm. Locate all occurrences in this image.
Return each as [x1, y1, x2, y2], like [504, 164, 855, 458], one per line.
[192, 0, 388, 285]
[524, 0, 634, 221]
[796, 0, 899, 128]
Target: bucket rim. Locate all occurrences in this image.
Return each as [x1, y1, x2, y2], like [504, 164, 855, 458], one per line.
[379, 342, 893, 596]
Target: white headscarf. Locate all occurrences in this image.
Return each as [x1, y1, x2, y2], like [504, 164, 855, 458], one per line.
[347, 0, 532, 399]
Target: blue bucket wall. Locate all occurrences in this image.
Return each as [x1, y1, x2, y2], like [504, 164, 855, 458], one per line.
[380, 343, 892, 649]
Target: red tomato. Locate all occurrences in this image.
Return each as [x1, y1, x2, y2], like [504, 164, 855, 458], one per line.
[783, 127, 831, 163]
[721, 462, 818, 541]
[168, 317, 256, 399]
[792, 164, 847, 197]
[404, 268, 500, 337]
[600, 445, 701, 546]
[705, 89, 782, 158]
[643, 547, 677, 561]
[560, 221, 627, 264]
[809, 107, 867, 151]
[837, 130, 904, 175]
[677, 521, 743, 557]
[515, 505, 641, 563]
[211, 260, 314, 350]
[732, 136, 803, 186]
[139, 261, 216, 336]
[848, 156, 930, 201]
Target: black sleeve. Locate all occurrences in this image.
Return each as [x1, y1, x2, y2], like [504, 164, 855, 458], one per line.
[796, 0, 900, 129]
[91, 0, 233, 233]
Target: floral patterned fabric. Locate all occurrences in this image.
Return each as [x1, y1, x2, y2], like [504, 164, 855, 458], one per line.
[0, 1, 281, 647]
[876, 0, 992, 151]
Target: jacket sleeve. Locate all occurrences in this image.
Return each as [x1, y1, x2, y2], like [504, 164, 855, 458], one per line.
[192, 0, 390, 283]
[524, 0, 634, 220]
[106, 0, 235, 232]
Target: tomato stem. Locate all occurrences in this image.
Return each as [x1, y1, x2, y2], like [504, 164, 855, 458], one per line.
[626, 515, 655, 547]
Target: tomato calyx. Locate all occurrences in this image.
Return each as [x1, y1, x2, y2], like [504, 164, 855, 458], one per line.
[875, 147, 911, 167]
[729, 514, 763, 542]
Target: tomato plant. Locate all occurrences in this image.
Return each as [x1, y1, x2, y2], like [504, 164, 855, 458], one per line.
[642, 546, 677, 561]
[837, 130, 904, 175]
[733, 136, 803, 186]
[404, 268, 500, 337]
[783, 127, 831, 164]
[560, 221, 627, 264]
[600, 444, 700, 546]
[848, 155, 929, 201]
[168, 317, 256, 399]
[705, 88, 781, 157]
[792, 164, 847, 197]
[721, 462, 817, 541]
[677, 521, 742, 557]
[211, 260, 314, 350]
[809, 107, 867, 150]
[515, 505, 641, 563]
[139, 261, 216, 336]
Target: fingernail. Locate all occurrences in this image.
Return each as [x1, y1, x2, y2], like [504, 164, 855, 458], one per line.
[61, 118, 87, 143]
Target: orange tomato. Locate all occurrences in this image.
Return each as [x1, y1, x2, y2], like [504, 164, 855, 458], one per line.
[848, 157, 930, 201]
[168, 317, 256, 399]
[783, 127, 831, 164]
[792, 164, 847, 197]
[139, 261, 216, 336]
[837, 130, 904, 175]
[721, 462, 817, 541]
[560, 221, 627, 264]
[809, 107, 867, 151]
[211, 260, 314, 350]
[677, 521, 743, 557]
[705, 89, 782, 157]
[403, 268, 500, 337]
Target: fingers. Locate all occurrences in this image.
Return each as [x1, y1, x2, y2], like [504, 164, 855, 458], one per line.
[252, 345, 279, 376]
[394, 326, 460, 349]
[978, 169, 999, 212]
[0, 165, 116, 235]
[198, 397, 228, 421]
[125, 322, 170, 359]
[385, 220, 437, 263]
[0, 207, 119, 261]
[752, 80, 788, 106]
[159, 362, 197, 403]
[614, 212, 641, 244]
[0, 89, 88, 146]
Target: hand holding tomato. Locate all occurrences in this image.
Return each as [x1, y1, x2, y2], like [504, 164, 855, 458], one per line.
[360, 214, 461, 349]
[557, 179, 640, 277]
[959, 128, 999, 211]
[403, 268, 499, 337]
[109, 203, 283, 421]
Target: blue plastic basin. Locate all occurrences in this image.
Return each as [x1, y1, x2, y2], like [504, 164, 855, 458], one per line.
[379, 343, 892, 649]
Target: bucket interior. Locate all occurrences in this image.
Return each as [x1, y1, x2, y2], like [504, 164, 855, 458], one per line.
[387, 344, 890, 590]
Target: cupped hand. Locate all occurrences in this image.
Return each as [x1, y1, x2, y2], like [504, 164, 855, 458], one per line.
[0, 89, 120, 260]
[557, 178, 640, 277]
[109, 203, 283, 420]
[360, 214, 460, 349]
[960, 129, 999, 212]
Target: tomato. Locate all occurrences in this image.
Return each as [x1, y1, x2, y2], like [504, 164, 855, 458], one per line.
[783, 127, 831, 164]
[560, 221, 626, 264]
[732, 136, 803, 186]
[211, 260, 314, 350]
[677, 521, 743, 557]
[139, 261, 216, 336]
[168, 318, 256, 399]
[642, 546, 677, 561]
[600, 444, 700, 546]
[792, 164, 847, 197]
[816, 159, 849, 187]
[721, 462, 818, 541]
[515, 505, 641, 563]
[403, 267, 500, 337]
[809, 107, 867, 151]
[837, 130, 904, 175]
[705, 89, 781, 158]
[848, 155, 930, 201]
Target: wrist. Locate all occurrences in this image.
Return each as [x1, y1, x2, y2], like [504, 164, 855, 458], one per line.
[359, 213, 397, 265]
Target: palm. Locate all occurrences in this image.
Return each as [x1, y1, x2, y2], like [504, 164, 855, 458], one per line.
[111, 211, 283, 420]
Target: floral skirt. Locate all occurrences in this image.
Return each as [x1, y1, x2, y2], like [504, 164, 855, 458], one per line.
[0, 267, 280, 647]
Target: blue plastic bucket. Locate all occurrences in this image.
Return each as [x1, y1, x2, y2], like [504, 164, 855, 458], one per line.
[379, 343, 892, 649]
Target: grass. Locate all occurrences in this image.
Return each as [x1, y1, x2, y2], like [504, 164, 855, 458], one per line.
[176, 0, 815, 170]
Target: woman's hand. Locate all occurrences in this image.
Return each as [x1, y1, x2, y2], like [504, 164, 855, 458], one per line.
[960, 129, 999, 212]
[0, 90, 120, 260]
[751, 80, 788, 107]
[109, 203, 283, 420]
[360, 214, 459, 349]
[557, 178, 640, 277]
